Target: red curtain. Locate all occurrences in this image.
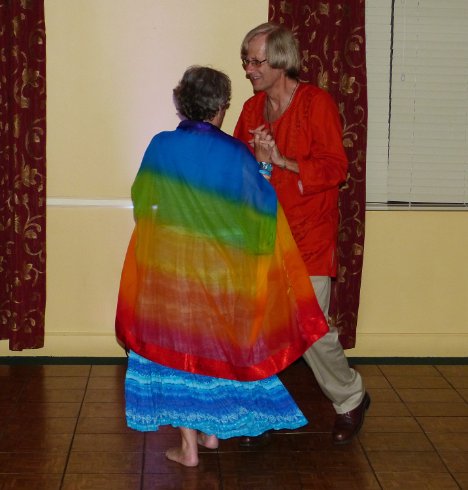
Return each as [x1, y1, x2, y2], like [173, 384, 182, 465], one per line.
[269, 1, 367, 348]
[0, 1, 46, 350]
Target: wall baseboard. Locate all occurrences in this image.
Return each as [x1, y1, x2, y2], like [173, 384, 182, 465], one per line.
[348, 357, 468, 365]
[0, 357, 127, 365]
[0, 356, 466, 365]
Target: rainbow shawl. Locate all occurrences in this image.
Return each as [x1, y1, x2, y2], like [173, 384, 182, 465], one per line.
[115, 120, 328, 381]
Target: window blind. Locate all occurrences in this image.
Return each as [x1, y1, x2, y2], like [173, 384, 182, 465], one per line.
[365, 1, 392, 204]
[366, 0, 468, 206]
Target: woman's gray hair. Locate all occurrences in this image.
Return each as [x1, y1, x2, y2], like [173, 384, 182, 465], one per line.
[241, 22, 300, 79]
[173, 66, 231, 122]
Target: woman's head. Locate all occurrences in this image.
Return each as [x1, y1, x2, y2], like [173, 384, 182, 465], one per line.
[173, 66, 231, 122]
[240, 23, 300, 79]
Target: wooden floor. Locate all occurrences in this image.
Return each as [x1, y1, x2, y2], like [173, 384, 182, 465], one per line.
[0, 359, 467, 489]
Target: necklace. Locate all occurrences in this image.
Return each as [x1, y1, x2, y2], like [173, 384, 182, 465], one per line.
[266, 80, 299, 132]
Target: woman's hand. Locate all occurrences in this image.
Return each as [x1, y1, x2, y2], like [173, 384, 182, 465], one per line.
[250, 126, 286, 170]
[248, 126, 299, 174]
[253, 132, 274, 163]
[247, 125, 268, 148]
[249, 125, 275, 161]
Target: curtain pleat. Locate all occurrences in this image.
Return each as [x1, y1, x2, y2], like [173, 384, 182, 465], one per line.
[269, 0, 367, 348]
[0, 0, 47, 350]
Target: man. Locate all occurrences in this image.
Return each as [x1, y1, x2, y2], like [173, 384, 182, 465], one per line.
[234, 22, 370, 445]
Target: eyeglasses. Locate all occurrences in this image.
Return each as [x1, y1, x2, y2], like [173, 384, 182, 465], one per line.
[241, 58, 268, 69]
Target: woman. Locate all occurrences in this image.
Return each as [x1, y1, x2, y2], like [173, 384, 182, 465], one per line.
[115, 66, 328, 467]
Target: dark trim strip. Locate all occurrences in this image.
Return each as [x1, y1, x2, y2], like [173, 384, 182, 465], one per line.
[0, 357, 127, 365]
[348, 357, 468, 365]
[0, 356, 466, 366]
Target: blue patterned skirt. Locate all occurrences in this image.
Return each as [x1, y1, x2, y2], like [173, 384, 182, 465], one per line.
[125, 351, 307, 439]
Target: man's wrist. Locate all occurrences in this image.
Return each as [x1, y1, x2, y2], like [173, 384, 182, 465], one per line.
[277, 155, 287, 169]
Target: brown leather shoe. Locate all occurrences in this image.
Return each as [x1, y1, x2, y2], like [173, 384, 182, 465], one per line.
[332, 392, 371, 445]
[238, 432, 271, 448]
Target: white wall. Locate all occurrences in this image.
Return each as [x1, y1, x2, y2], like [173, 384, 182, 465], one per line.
[2, 1, 467, 358]
[0, 0, 269, 357]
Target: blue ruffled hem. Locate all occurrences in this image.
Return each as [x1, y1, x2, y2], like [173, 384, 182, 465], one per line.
[125, 351, 307, 439]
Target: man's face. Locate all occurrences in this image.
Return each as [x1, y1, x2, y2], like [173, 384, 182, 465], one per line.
[243, 34, 283, 93]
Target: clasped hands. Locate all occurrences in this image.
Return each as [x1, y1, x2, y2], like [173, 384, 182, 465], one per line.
[249, 125, 285, 169]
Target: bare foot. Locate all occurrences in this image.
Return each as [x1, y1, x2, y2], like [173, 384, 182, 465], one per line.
[165, 446, 199, 467]
[197, 433, 219, 449]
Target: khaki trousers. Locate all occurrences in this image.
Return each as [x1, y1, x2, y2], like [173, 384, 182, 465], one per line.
[302, 276, 365, 414]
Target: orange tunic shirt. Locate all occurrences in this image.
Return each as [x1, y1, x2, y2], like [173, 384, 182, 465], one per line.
[234, 83, 348, 277]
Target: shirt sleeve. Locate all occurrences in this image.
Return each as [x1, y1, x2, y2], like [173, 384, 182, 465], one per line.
[296, 90, 348, 195]
[234, 104, 254, 152]
[233, 95, 265, 156]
